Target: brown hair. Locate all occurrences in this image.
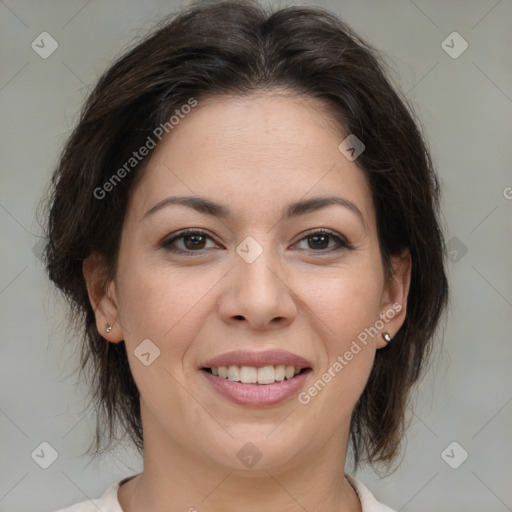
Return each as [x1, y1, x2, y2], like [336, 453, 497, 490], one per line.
[43, 0, 449, 472]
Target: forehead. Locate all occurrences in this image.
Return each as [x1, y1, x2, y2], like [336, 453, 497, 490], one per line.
[126, 91, 375, 229]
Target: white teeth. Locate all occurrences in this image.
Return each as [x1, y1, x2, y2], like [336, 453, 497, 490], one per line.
[209, 365, 305, 384]
[227, 366, 240, 381]
[274, 364, 286, 381]
[257, 366, 275, 385]
[240, 366, 258, 383]
[285, 365, 295, 379]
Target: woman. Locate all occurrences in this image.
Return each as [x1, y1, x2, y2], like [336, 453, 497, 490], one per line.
[45, 1, 449, 510]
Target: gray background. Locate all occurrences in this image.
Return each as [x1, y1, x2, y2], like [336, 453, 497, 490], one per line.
[1, 0, 511, 510]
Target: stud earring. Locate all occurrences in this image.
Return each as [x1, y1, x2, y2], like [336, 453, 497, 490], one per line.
[382, 332, 392, 343]
[106, 324, 112, 333]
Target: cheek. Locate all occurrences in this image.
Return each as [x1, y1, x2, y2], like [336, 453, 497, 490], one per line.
[299, 264, 384, 341]
[295, 264, 383, 397]
[114, 251, 222, 366]
[114, 265, 217, 412]
[117, 274, 176, 339]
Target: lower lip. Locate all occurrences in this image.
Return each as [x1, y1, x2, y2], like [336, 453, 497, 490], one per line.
[201, 369, 312, 407]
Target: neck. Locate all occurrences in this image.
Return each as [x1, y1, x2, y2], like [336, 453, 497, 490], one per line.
[118, 409, 361, 512]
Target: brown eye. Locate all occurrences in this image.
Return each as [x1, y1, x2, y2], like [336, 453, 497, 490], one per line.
[162, 229, 218, 254]
[307, 233, 330, 249]
[182, 233, 207, 250]
[294, 229, 353, 252]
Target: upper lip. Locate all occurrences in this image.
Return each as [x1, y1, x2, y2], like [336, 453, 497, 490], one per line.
[201, 350, 313, 369]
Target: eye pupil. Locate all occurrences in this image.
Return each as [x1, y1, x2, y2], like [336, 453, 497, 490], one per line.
[309, 234, 329, 249]
[184, 234, 206, 250]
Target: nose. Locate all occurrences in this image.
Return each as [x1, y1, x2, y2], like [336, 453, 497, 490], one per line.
[217, 243, 297, 331]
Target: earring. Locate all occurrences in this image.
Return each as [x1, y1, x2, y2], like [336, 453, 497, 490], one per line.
[106, 324, 112, 333]
[382, 332, 392, 343]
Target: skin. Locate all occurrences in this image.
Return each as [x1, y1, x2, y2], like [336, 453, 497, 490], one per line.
[84, 90, 411, 512]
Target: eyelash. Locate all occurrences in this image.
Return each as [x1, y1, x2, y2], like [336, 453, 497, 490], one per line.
[161, 228, 354, 255]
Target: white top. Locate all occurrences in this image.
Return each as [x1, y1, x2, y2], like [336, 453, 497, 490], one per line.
[54, 474, 396, 512]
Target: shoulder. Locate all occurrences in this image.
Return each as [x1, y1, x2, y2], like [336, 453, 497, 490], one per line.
[54, 502, 100, 512]
[53, 476, 130, 512]
[346, 475, 397, 512]
[53, 474, 393, 511]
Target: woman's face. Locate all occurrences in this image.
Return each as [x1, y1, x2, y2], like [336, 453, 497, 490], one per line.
[86, 90, 410, 473]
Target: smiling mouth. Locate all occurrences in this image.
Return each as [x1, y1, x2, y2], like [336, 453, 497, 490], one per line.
[202, 365, 312, 385]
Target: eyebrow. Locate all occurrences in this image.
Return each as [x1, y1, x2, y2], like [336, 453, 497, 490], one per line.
[142, 195, 366, 229]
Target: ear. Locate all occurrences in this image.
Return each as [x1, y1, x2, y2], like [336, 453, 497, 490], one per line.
[82, 253, 123, 343]
[377, 248, 412, 349]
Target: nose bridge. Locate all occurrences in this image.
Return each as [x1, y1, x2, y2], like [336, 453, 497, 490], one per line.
[220, 234, 297, 328]
[235, 234, 284, 301]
